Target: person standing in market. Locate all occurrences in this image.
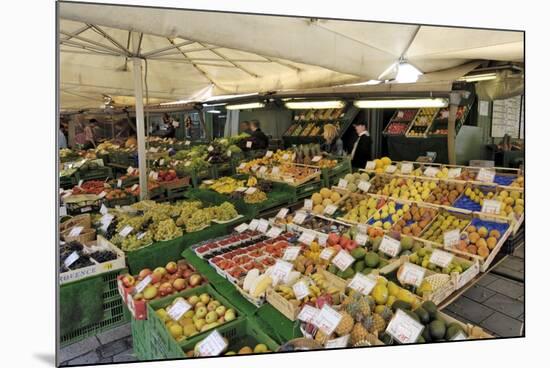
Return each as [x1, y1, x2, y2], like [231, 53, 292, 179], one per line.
[247, 120, 269, 150]
[83, 119, 97, 149]
[350, 122, 370, 169]
[321, 123, 344, 156]
[240, 120, 253, 135]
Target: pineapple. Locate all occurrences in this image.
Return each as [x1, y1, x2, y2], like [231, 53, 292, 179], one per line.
[372, 313, 387, 333]
[352, 333, 380, 347]
[346, 293, 372, 320]
[379, 306, 393, 323]
[350, 322, 370, 345]
[335, 312, 354, 336]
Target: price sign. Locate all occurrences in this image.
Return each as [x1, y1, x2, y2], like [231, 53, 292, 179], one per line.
[320, 248, 334, 260]
[207, 145, 214, 152]
[271, 166, 280, 175]
[332, 250, 355, 271]
[424, 167, 440, 177]
[297, 305, 320, 324]
[100, 203, 108, 215]
[64, 251, 80, 268]
[131, 184, 139, 192]
[399, 263, 426, 287]
[325, 335, 349, 348]
[443, 229, 461, 247]
[324, 204, 338, 215]
[293, 211, 307, 224]
[59, 206, 67, 217]
[98, 191, 107, 199]
[385, 165, 397, 174]
[196, 330, 227, 357]
[117, 179, 122, 188]
[272, 260, 293, 285]
[119, 225, 133, 238]
[293, 280, 310, 300]
[317, 234, 328, 247]
[257, 219, 270, 233]
[355, 233, 368, 246]
[430, 249, 455, 268]
[127, 166, 134, 174]
[481, 199, 502, 214]
[226, 150, 232, 157]
[386, 309, 424, 344]
[167, 299, 192, 321]
[451, 331, 468, 341]
[238, 163, 246, 170]
[283, 246, 302, 261]
[266, 226, 283, 238]
[357, 224, 368, 234]
[379, 236, 401, 258]
[401, 163, 413, 174]
[312, 155, 322, 163]
[448, 168, 462, 179]
[234, 223, 249, 233]
[245, 187, 257, 195]
[251, 164, 259, 172]
[235, 187, 247, 192]
[282, 154, 290, 161]
[476, 168, 495, 183]
[303, 199, 313, 211]
[313, 305, 342, 336]
[348, 273, 377, 296]
[265, 150, 273, 158]
[246, 141, 253, 148]
[78, 179, 83, 187]
[149, 171, 158, 180]
[248, 219, 260, 231]
[276, 208, 289, 219]
[135, 275, 152, 293]
[338, 178, 348, 189]
[69, 226, 84, 237]
[358, 180, 371, 192]
[202, 180, 214, 185]
[184, 140, 191, 146]
[159, 159, 165, 166]
[365, 161, 376, 170]
[298, 231, 316, 245]
[137, 232, 147, 240]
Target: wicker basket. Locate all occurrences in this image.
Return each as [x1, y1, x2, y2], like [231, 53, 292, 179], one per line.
[60, 214, 92, 232]
[62, 227, 97, 243]
[278, 338, 323, 352]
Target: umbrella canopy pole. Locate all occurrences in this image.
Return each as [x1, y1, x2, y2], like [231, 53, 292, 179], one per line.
[132, 57, 148, 200]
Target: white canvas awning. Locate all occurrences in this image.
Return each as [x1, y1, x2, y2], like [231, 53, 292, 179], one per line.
[59, 2, 523, 108]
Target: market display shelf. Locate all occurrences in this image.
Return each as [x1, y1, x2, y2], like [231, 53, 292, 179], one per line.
[321, 157, 352, 188]
[75, 166, 114, 182]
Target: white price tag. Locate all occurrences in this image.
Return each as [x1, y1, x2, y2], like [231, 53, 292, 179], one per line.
[127, 166, 134, 174]
[293, 280, 310, 300]
[429, 249, 455, 268]
[265, 150, 273, 158]
[248, 219, 260, 231]
[297, 305, 319, 324]
[238, 163, 246, 170]
[312, 155, 322, 163]
[298, 231, 316, 245]
[235, 187, 247, 192]
[379, 235, 401, 258]
[100, 204, 108, 215]
[117, 179, 122, 188]
[271, 166, 280, 175]
[64, 251, 80, 268]
[332, 250, 355, 271]
[481, 199, 502, 214]
[119, 225, 133, 238]
[167, 300, 192, 321]
[251, 164, 259, 172]
[365, 161, 376, 170]
[258, 166, 268, 174]
[397, 111, 405, 119]
[324, 204, 338, 215]
[69, 226, 84, 237]
[448, 168, 462, 179]
[235, 223, 249, 233]
[317, 234, 328, 246]
[386, 309, 425, 344]
[338, 179, 348, 189]
[348, 273, 377, 296]
[149, 146, 159, 153]
[385, 165, 397, 174]
[78, 179, 83, 187]
[304, 199, 313, 211]
[272, 260, 293, 284]
[476, 168, 495, 183]
[202, 180, 214, 185]
[226, 150, 232, 157]
[313, 305, 342, 336]
[184, 140, 191, 146]
[266, 226, 283, 238]
[358, 180, 372, 192]
[196, 330, 227, 357]
[246, 141, 253, 148]
[282, 154, 290, 160]
[59, 206, 67, 217]
[137, 232, 147, 240]
[159, 159, 165, 166]
[276, 208, 289, 219]
[357, 224, 368, 234]
[207, 145, 214, 152]
[424, 167, 440, 177]
[131, 184, 138, 192]
[283, 246, 301, 261]
[320, 248, 334, 260]
[355, 233, 368, 246]
[400, 163, 413, 174]
[245, 187, 257, 195]
[293, 212, 307, 225]
[325, 335, 349, 348]
[399, 262, 426, 287]
[135, 275, 152, 293]
[149, 171, 158, 180]
[257, 219, 270, 233]
[98, 191, 107, 199]
[443, 229, 461, 247]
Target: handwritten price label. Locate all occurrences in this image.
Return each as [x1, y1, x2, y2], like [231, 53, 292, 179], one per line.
[325, 335, 349, 348]
[257, 219, 270, 233]
[332, 250, 355, 271]
[265, 150, 273, 158]
[293, 212, 307, 224]
[385, 165, 397, 174]
[196, 330, 228, 357]
[355, 233, 369, 246]
[379, 236, 401, 258]
[348, 273, 377, 296]
[69, 226, 84, 237]
[298, 231, 316, 245]
[135, 275, 152, 293]
[317, 234, 328, 247]
[234, 223, 249, 233]
[386, 309, 424, 344]
[271, 166, 280, 175]
[184, 140, 191, 146]
[276, 208, 289, 219]
[400, 163, 413, 174]
[430, 249, 455, 268]
[399, 263, 426, 287]
[167, 299, 192, 321]
[424, 167, 440, 177]
[365, 161, 376, 170]
[324, 204, 338, 215]
[283, 246, 302, 261]
[320, 248, 335, 260]
[448, 168, 462, 179]
[272, 260, 293, 285]
[246, 141, 253, 148]
[338, 179, 348, 189]
[266, 226, 283, 238]
[297, 305, 319, 324]
[119, 225, 133, 238]
[313, 305, 342, 336]
[358, 180, 371, 192]
[443, 229, 461, 247]
[303, 199, 313, 211]
[476, 168, 495, 183]
[293, 280, 310, 300]
[64, 251, 80, 268]
[248, 219, 260, 231]
[481, 199, 502, 214]
[312, 156, 322, 163]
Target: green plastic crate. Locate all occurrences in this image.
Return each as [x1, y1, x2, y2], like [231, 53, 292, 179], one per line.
[60, 268, 130, 347]
[75, 166, 114, 182]
[142, 284, 243, 360]
[180, 318, 280, 356]
[321, 158, 352, 187]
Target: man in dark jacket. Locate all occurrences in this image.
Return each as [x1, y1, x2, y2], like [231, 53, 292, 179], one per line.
[247, 120, 269, 150]
[350, 122, 370, 169]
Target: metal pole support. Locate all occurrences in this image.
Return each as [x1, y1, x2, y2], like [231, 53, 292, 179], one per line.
[132, 58, 148, 200]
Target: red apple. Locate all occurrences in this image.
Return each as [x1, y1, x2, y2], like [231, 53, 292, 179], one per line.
[122, 275, 135, 288]
[159, 282, 173, 297]
[173, 278, 186, 291]
[165, 261, 178, 274]
[154, 267, 167, 276]
[182, 269, 193, 279]
[138, 268, 152, 280]
[188, 273, 203, 287]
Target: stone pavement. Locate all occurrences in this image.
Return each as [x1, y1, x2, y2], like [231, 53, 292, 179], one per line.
[59, 244, 525, 365]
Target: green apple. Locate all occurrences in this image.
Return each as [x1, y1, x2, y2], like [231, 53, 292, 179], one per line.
[215, 305, 226, 317]
[205, 311, 218, 324]
[187, 295, 200, 306]
[199, 293, 211, 304]
[194, 318, 206, 331]
[224, 308, 236, 322]
[195, 306, 207, 319]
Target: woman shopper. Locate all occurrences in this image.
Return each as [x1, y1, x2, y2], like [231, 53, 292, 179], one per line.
[321, 123, 343, 156]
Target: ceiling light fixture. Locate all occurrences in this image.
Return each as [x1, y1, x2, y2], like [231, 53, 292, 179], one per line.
[284, 100, 346, 109]
[457, 73, 497, 82]
[225, 102, 265, 110]
[354, 98, 448, 109]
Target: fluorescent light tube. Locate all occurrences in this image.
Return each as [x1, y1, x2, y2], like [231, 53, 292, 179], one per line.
[354, 98, 448, 109]
[284, 100, 345, 109]
[458, 73, 497, 82]
[225, 102, 265, 110]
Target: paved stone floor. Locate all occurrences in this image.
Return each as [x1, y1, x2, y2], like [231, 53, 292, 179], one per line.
[59, 244, 525, 365]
